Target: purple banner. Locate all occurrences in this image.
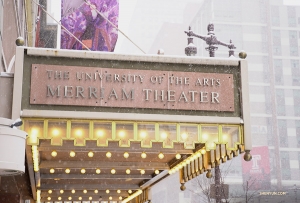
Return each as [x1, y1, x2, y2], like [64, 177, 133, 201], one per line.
[61, 0, 119, 51]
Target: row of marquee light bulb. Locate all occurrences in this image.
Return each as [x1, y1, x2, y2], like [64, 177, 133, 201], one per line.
[49, 150, 183, 175]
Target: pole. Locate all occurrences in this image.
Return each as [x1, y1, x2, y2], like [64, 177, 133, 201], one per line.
[215, 165, 221, 203]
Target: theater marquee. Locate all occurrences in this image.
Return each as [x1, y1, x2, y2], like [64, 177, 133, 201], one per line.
[30, 64, 234, 111]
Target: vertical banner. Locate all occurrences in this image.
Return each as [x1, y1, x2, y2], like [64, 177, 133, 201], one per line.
[242, 146, 271, 190]
[61, 0, 119, 51]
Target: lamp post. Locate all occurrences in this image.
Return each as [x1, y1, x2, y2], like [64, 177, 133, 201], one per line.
[184, 23, 237, 203]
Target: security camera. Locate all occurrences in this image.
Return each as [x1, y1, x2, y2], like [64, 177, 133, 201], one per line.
[10, 118, 23, 128]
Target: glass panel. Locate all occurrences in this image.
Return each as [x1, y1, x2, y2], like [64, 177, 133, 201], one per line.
[116, 123, 134, 147]
[180, 124, 198, 148]
[222, 126, 240, 149]
[70, 121, 90, 145]
[137, 123, 155, 147]
[48, 120, 67, 145]
[201, 125, 219, 149]
[93, 122, 112, 146]
[24, 120, 44, 145]
[159, 124, 177, 148]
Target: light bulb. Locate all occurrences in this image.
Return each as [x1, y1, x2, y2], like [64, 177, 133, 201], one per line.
[119, 196, 123, 200]
[88, 151, 94, 157]
[68, 197, 72, 200]
[78, 197, 82, 200]
[94, 189, 98, 194]
[96, 168, 101, 174]
[81, 168, 86, 174]
[140, 131, 147, 138]
[89, 196, 92, 200]
[109, 196, 112, 200]
[126, 169, 131, 174]
[128, 190, 132, 194]
[60, 190, 64, 194]
[160, 132, 167, 139]
[106, 189, 110, 194]
[69, 151, 75, 157]
[158, 153, 164, 159]
[52, 129, 59, 136]
[111, 168, 116, 174]
[106, 152, 112, 158]
[124, 152, 129, 159]
[58, 197, 61, 200]
[155, 170, 160, 175]
[71, 189, 75, 194]
[50, 168, 55, 173]
[83, 189, 87, 193]
[181, 133, 188, 140]
[117, 189, 121, 193]
[200, 149, 206, 154]
[175, 153, 181, 159]
[140, 169, 145, 174]
[48, 190, 52, 194]
[65, 168, 70, 174]
[47, 197, 51, 200]
[51, 151, 57, 157]
[141, 152, 147, 159]
[119, 130, 125, 138]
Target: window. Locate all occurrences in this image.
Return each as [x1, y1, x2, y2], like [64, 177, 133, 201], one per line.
[278, 120, 287, 147]
[276, 90, 286, 116]
[287, 7, 296, 27]
[274, 59, 283, 85]
[272, 30, 281, 55]
[271, 6, 280, 26]
[296, 121, 300, 148]
[280, 151, 291, 180]
[294, 90, 300, 116]
[291, 60, 300, 85]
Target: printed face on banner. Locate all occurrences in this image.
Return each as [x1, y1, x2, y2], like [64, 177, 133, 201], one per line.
[242, 146, 271, 190]
[61, 0, 119, 51]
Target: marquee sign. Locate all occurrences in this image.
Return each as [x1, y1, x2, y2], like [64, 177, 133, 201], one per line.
[30, 64, 234, 112]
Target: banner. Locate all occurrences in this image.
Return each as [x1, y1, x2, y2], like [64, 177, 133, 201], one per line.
[61, 0, 119, 51]
[242, 146, 271, 191]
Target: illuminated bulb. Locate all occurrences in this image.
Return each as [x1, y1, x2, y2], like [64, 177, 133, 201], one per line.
[179, 164, 183, 169]
[58, 197, 62, 200]
[89, 196, 92, 200]
[31, 128, 39, 136]
[69, 151, 75, 157]
[168, 170, 173, 175]
[106, 152, 112, 158]
[119, 130, 125, 138]
[81, 168, 86, 174]
[124, 152, 129, 159]
[48, 190, 52, 194]
[50, 168, 55, 173]
[155, 170, 160, 175]
[140, 131, 147, 139]
[106, 189, 110, 194]
[185, 159, 190, 164]
[196, 152, 201, 157]
[60, 190, 64, 194]
[200, 149, 206, 154]
[175, 153, 181, 159]
[141, 152, 147, 159]
[96, 168, 101, 174]
[83, 189, 87, 194]
[160, 132, 167, 139]
[97, 130, 104, 137]
[65, 168, 70, 174]
[202, 133, 208, 141]
[119, 196, 123, 200]
[182, 162, 187, 167]
[68, 197, 72, 200]
[52, 129, 59, 136]
[128, 190, 132, 194]
[51, 151, 57, 157]
[71, 189, 75, 194]
[94, 189, 98, 194]
[75, 129, 82, 137]
[158, 153, 164, 159]
[181, 133, 188, 140]
[117, 189, 121, 193]
[126, 169, 131, 174]
[47, 197, 51, 201]
[109, 196, 112, 200]
[88, 151, 94, 157]
[111, 168, 116, 174]
[140, 169, 145, 174]
[78, 197, 82, 200]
